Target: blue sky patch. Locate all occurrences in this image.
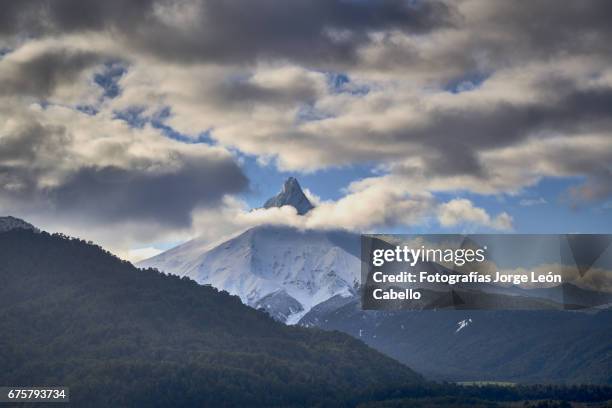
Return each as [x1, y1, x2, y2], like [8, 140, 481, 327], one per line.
[94, 61, 127, 99]
[326, 72, 370, 95]
[446, 71, 490, 94]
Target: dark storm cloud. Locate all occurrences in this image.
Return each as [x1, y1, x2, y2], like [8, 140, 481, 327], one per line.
[0, 0, 455, 65]
[0, 121, 70, 163]
[0, 113, 248, 228]
[0, 49, 103, 98]
[387, 84, 612, 177]
[472, 0, 612, 57]
[2, 1, 612, 69]
[0, 0, 157, 36]
[49, 158, 247, 227]
[151, 0, 454, 64]
[213, 77, 320, 108]
[0, 153, 248, 229]
[355, 0, 612, 82]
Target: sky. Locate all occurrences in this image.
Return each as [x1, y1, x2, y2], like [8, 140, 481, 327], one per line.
[0, 0, 611, 261]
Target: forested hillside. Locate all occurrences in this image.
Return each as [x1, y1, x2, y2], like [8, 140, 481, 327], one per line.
[0, 229, 421, 407]
[1, 228, 610, 407]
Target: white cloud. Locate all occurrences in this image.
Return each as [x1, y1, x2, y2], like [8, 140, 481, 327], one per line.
[184, 185, 512, 253]
[438, 198, 513, 231]
[127, 247, 165, 263]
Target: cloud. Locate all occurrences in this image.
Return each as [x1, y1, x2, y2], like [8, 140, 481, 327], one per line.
[519, 197, 547, 207]
[104, 56, 612, 203]
[50, 158, 246, 227]
[128, 246, 164, 263]
[187, 183, 512, 242]
[3, 2, 610, 192]
[567, 167, 612, 205]
[0, 46, 103, 99]
[1, 0, 611, 253]
[303, 182, 434, 230]
[437, 198, 513, 231]
[0, 99, 248, 250]
[302, 188, 322, 206]
[0, 0, 455, 66]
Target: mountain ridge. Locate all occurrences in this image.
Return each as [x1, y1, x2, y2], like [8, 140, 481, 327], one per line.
[140, 224, 361, 323]
[299, 293, 612, 384]
[0, 227, 423, 406]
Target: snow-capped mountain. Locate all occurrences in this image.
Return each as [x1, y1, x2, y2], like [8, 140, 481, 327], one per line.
[139, 178, 359, 323]
[0, 216, 38, 233]
[140, 225, 361, 323]
[263, 177, 314, 215]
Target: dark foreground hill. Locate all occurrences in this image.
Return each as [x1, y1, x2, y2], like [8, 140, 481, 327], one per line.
[0, 229, 422, 407]
[1, 228, 611, 407]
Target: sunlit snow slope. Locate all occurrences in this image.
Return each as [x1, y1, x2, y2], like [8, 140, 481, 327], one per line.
[139, 225, 361, 323]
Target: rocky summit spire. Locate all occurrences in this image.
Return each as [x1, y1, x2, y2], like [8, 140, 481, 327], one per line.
[263, 177, 314, 215]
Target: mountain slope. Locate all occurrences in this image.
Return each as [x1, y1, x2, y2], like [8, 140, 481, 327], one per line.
[300, 295, 612, 385]
[140, 225, 361, 323]
[0, 228, 422, 407]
